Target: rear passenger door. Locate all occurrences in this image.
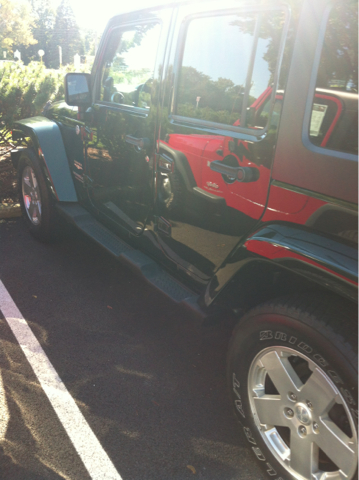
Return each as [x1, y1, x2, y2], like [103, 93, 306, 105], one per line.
[272, 0, 358, 204]
[156, 1, 291, 280]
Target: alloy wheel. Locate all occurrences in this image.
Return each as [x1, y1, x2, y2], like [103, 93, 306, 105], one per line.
[248, 346, 358, 480]
[22, 166, 42, 226]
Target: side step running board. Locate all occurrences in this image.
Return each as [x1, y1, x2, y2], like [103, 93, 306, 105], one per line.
[56, 203, 210, 320]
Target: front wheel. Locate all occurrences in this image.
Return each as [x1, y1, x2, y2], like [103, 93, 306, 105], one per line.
[227, 295, 358, 480]
[18, 149, 57, 242]
[158, 170, 184, 212]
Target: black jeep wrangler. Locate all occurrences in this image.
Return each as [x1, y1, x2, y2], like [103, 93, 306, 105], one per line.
[12, 1, 358, 479]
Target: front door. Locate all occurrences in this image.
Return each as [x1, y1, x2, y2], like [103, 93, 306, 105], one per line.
[84, 10, 172, 234]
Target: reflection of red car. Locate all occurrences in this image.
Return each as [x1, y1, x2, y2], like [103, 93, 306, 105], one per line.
[163, 132, 270, 219]
[161, 87, 357, 222]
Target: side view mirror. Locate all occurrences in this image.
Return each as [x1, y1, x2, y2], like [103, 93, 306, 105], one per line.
[65, 73, 92, 107]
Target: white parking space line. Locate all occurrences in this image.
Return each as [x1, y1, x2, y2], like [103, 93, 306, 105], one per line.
[0, 280, 123, 480]
[0, 369, 10, 441]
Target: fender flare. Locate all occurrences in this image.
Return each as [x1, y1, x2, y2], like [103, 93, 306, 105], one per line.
[158, 141, 197, 192]
[206, 223, 358, 306]
[13, 116, 77, 202]
[158, 142, 226, 205]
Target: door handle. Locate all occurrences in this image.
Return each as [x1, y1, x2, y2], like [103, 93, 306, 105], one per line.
[210, 161, 259, 183]
[125, 135, 150, 151]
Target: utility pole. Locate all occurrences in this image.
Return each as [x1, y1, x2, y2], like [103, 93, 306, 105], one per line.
[58, 46, 62, 67]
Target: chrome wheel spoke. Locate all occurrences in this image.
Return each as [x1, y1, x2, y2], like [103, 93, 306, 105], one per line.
[36, 200, 42, 217]
[316, 417, 356, 474]
[22, 176, 32, 193]
[260, 350, 302, 396]
[33, 202, 41, 222]
[28, 201, 35, 220]
[31, 169, 38, 190]
[23, 194, 31, 210]
[300, 367, 338, 415]
[22, 166, 42, 225]
[253, 396, 287, 427]
[290, 432, 318, 478]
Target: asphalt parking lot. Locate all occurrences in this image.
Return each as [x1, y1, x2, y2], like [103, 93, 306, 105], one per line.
[0, 217, 265, 480]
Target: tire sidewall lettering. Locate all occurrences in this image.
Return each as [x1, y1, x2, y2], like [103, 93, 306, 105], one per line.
[257, 328, 357, 410]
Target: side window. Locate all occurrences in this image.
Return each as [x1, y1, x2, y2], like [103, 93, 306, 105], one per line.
[99, 23, 161, 108]
[175, 10, 287, 131]
[309, 2, 358, 155]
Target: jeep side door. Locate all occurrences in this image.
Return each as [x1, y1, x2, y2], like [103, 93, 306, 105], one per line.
[155, 2, 293, 280]
[84, 9, 173, 234]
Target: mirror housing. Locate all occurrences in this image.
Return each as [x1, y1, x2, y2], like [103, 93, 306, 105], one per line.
[65, 73, 92, 106]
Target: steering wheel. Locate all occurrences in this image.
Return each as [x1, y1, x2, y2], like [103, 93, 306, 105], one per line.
[111, 92, 124, 104]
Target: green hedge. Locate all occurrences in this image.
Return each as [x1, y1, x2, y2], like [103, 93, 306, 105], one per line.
[0, 62, 70, 148]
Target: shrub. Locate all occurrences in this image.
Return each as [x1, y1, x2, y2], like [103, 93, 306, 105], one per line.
[0, 61, 67, 148]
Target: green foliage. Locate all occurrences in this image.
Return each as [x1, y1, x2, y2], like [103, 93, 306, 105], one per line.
[176, 66, 256, 125]
[110, 66, 152, 87]
[316, 1, 358, 92]
[0, 62, 65, 147]
[0, 0, 37, 54]
[20, 0, 56, 65]
[82, 29, 98, 57]
[47, 0, 83, 68]
[177, 103, 240, 126]
[12, 0, 89, 69]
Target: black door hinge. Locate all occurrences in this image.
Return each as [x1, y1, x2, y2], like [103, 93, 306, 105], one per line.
[155, 216, 172, 236]
[83, 174, 93, 188]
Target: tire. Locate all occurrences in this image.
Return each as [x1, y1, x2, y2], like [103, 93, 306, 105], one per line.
[227, 294, 358, 480]
[158, 170, 184, 211]
[18, 149, 57, 242]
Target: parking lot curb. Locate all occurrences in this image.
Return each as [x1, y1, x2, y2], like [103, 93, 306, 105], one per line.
[0, 203, 21, 219]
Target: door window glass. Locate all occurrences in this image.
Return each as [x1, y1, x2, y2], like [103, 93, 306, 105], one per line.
[99, 23, 161, 108]
[309, 2, 358, 155]
[176, 10, 287, 130]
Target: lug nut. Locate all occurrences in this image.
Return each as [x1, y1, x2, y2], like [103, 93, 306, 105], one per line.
[307, 400, 313, 410]
[298, 426, 307, 436]
[288, 392, 297, 402]
[284, 407, 294, 418]
[313, 422, 319, 433]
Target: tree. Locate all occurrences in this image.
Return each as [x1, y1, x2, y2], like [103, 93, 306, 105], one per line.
[316, 1, 358, 92]
[20, 0, 56, 66]
[48, 0, 83, 68]
[82, 29, 98, 57]
[0, 0, 37, 55]
[231, 0, 357, 92]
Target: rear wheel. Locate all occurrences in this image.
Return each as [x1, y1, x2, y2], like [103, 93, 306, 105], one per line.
[227, 295, 358, 480]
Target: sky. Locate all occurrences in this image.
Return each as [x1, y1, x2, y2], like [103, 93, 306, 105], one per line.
[50, 0, 177, 33]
